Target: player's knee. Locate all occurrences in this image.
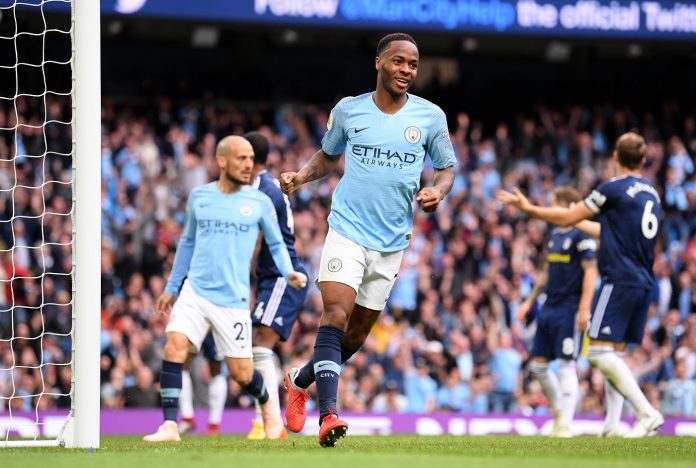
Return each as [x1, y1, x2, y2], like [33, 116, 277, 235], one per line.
[587, 345, 613, 369]
[529, 360, 549, 378]
[321, 305, 350, 329]
[558, 359, 576, 373]
[163, 340, 188, 362]
[230, 367, 253, 386]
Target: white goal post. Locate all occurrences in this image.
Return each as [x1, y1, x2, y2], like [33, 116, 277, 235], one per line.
[0, 0, 100, 448]
[69, 0, 100, 449]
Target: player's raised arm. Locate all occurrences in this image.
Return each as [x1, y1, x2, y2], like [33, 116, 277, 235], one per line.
[497, 188, 594, 227]
[280, 148, 341, 195]
[258, 197, 307, 289]
[575, 219, 601, 238]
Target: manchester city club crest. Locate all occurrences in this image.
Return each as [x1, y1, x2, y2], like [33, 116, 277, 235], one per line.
[240, 205, 253, 217]
[327, 258, 342, 272]
[405, 126, 421, 144]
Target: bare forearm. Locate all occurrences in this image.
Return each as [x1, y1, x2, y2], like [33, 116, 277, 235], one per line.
[579, 263, 598, 310]
[527, 267, 548, 302]
[525, 205, 576, 227]
[297, 149, 340, 184]
[432, 166, 455, 198]
[576, 220, 601, 239]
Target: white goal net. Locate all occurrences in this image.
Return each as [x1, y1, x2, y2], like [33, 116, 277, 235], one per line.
[0, 0, 99, 448]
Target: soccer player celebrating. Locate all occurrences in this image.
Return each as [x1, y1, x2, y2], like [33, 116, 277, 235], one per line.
[498, 132, 664, 438]
[144, 136, 307, 442]
[244, 131, 309, 440]
[517, 187, 598, 438]
[280, 33, 456, 447]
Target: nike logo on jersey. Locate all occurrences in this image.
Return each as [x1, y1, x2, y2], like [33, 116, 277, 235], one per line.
[354, 127, 369, 134]
[316, 362, 333, 369]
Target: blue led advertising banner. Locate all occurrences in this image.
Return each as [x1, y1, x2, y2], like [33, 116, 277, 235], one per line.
[9, 0, 695, 40]
[102, 0, 696, 40]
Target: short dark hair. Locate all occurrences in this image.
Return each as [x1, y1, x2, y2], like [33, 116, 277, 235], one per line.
[243, 131, 269, 165]
[615, 132, 646, 170]
[376, 33, 417, 57]
[553, 186, 582, 206]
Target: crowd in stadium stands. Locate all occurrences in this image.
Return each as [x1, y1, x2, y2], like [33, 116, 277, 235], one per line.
[1, 95, 695, 418]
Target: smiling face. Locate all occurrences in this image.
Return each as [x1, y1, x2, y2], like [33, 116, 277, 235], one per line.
[375, 40, 419, 97]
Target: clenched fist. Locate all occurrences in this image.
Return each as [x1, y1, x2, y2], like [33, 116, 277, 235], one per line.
[288, 271, 308, 290]
[280, 172, 303, 195]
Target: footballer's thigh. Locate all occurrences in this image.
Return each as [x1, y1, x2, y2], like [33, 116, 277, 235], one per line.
[318, 227, 367, 328]
[553, 304, 581, 360]
[355, 246, 404, 311]
[165, 281, 211, 360]
[252, 265, 309, 345]
[588, 283, 651, 344]
[206, 302, 254, 383]
[530, 310, 556, 361]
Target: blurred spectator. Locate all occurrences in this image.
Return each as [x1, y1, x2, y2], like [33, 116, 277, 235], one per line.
[1, 92, 695, 417]
[661, 360, 696, 417]
[488, 328, 522, 413]
[123, 367, 159, 408]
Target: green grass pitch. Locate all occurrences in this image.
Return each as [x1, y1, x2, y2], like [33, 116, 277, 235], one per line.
[2, 435, 694, 468]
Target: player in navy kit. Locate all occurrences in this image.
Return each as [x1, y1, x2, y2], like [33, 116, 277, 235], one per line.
[499, 132, 664, 438]
[516, 187, 598, 438]
[244, 131, 309, 440]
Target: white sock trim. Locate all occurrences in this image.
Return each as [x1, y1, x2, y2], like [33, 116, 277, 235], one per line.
[558, 359, 578, 427]
[179, 369, 194, 419]
[529, 361, 561, 412]
[253, 346, 279, 423]
[208, 374, 227, 425]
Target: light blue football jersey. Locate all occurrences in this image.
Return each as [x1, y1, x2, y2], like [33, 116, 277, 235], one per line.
[322, 92, 455, 252]
[165, 183, 293, 308]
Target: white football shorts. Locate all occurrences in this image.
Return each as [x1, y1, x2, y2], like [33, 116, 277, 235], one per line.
[166, 280, 252, 359]
[318, 227, 404, 311]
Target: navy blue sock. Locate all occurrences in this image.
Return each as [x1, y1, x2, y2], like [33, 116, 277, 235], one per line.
[313, 325, 345, 422]
[243, 369, 269, 405]
[160, 360, 183, 422]
[296, 344, 358, 389]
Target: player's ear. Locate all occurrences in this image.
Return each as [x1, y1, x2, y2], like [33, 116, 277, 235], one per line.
[216, 154, 226, 170]
[375, 56, 380, 72]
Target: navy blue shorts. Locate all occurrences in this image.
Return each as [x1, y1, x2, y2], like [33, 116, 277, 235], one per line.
[252, 267, 308, 341]
[201, 332, 220, 362]
[531, 302, 580, 360]
[588, 283, 651, 344]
